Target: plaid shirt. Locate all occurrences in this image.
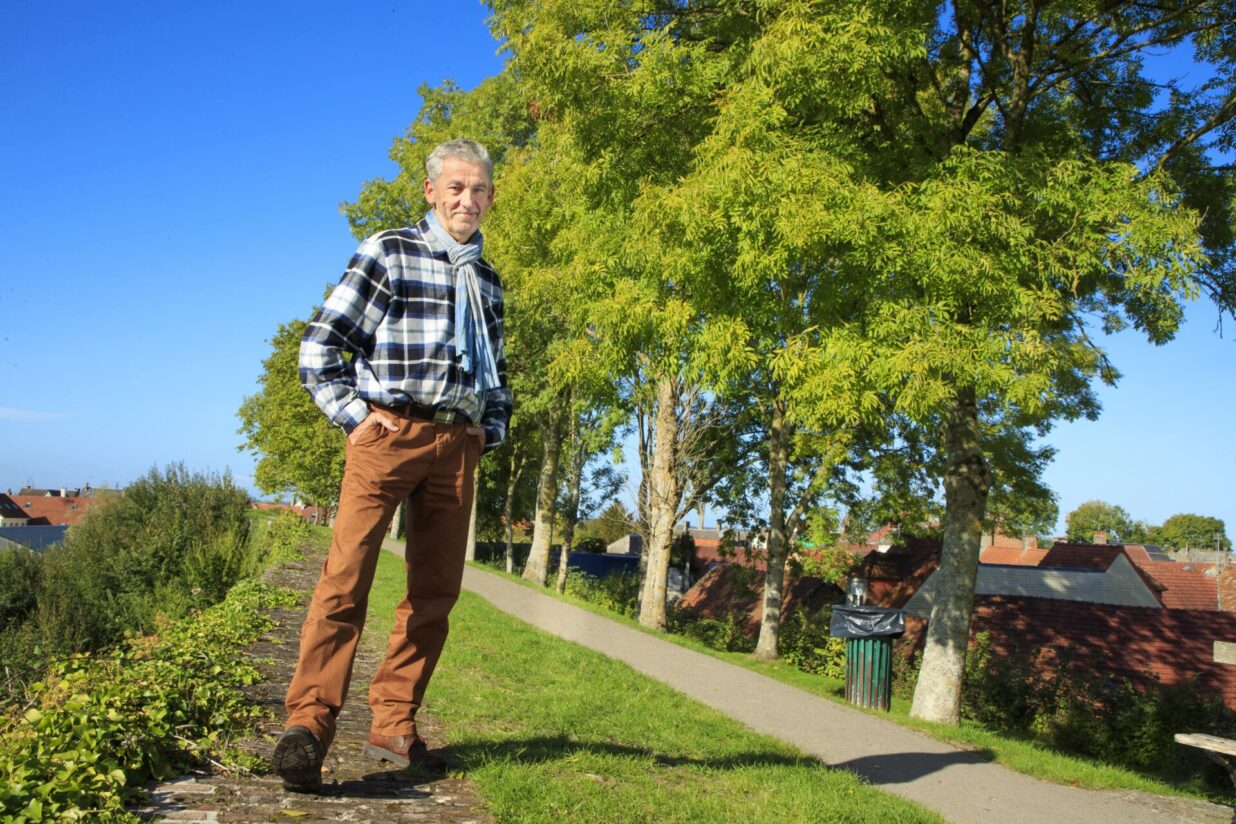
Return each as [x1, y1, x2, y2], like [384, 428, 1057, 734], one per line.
[299, 216, 512, 449]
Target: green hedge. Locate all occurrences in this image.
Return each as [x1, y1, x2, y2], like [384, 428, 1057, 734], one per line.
[0, 579, 298, 822]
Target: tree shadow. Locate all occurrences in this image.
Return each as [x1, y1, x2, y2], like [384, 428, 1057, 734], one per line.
[830, 749, 995, 785]
[438, 734, 828, 771]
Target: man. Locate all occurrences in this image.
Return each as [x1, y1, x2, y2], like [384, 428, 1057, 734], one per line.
[272, 138, 511, 792]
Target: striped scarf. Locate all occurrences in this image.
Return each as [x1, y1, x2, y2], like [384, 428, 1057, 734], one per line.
[424, 210, 501, 398]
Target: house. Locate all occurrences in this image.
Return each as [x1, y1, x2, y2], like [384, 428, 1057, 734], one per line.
[6, 491, 106, 526]
[0, 494, 30, 527]
[899, 595, 1236, 710]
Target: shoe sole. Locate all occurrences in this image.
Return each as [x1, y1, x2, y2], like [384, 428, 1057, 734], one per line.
[363, 741, 411, 768]
[273, 730, 323, 792]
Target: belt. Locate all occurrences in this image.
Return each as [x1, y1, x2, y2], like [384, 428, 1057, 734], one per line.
[376, 402, 469, 425]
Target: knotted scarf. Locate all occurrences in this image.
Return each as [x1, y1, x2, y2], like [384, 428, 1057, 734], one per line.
[424, 210, 501, 399]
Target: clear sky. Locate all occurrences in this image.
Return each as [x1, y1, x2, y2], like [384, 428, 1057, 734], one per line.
[2, 2, 1233, 540]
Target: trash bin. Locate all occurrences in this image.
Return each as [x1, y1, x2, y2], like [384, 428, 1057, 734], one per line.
[829, 605, 905, 711]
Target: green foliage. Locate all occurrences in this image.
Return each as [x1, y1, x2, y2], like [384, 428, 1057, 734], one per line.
[666, 607, 757, 655]
[31, 465, 252, 658]
[580, 501, 637, 547]
[1153, 513, 1231, 552]
[1065, 500, 1140, 543]
[0, 549, 41, 632]
[236, 317, 345, 508]
[778, 609, 846, 679]
[563, 571, 640, 619]
[955, 633, 1236, 790]
[0, 579, 298, 822]
[0, 466, 259, 704]
[255, 510, 313, 565]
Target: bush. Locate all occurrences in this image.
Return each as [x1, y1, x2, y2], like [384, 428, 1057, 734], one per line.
[0, 549, 42, 631]
[33, 464, 251, 656]
[666, 607, 756, 653]
[0, 579, 298, 822]
[563, 571, 640, 618]
[779, 608, 845, 679]
[958, 634, 1236, 790]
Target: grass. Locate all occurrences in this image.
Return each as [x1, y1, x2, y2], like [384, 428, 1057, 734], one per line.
[465, 562, 1232, 805]
[363, 551, 943, 823]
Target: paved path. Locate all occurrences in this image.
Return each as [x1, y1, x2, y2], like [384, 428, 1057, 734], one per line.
[424, 550, 1230, 824]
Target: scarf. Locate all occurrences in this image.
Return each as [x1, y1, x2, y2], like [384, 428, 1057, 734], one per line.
[424, 210, 501, 398]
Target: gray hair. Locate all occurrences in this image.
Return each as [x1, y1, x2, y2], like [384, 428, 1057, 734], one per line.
[425, 138, 493, 183]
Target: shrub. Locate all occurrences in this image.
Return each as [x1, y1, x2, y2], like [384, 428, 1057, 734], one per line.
[779, 608, 845, 679]
[563, 571, 640, 618]
[0, 579, 298, 822]
[0, 549, 42, 631]
[958, 635, 1236, 791]
[666, 607, 756, 653]
[33, 464, 251, 656]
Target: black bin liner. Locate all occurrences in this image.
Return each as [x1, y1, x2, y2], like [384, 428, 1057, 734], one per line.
[829, 605, 905, 639]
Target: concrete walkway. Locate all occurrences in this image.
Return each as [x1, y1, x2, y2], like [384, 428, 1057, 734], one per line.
[383, 542, 1230, 823]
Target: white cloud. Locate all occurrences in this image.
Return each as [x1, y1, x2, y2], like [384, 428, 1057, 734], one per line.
[0, 407, 72, 422]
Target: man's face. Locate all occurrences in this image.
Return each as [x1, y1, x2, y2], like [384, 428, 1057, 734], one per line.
[423, 158, 495, 243]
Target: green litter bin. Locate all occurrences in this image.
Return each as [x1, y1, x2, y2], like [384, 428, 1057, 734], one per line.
[829, 605, 905, 711]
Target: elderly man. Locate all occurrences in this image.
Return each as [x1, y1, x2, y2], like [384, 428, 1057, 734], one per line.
[272, 138, 511, 792]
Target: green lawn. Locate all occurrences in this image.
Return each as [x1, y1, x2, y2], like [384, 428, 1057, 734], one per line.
[364, 551, 943, 824]
[465, 563, 1232, 805]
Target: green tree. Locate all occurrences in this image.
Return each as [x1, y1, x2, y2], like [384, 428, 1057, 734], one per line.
[1154, 513, 1231, 551]
[1065, 500, 1138, 543]
[589, 501, 637, 547]
[237, 316, 345, 510]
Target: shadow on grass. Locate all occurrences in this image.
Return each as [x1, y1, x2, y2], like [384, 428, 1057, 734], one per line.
[438, 734, 971, 775]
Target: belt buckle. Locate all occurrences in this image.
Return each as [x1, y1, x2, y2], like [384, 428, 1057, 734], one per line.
[433, 408, 455, 424]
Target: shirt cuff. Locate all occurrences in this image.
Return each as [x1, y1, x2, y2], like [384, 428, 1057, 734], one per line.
[338, 397, 371, 435]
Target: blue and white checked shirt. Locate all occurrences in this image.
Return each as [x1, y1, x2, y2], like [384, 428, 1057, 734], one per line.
[299, 216, 512, 450]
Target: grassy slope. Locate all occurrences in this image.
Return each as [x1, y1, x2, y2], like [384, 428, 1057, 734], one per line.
[364, 551, 943, 824]
[466, 564, 1231, 804]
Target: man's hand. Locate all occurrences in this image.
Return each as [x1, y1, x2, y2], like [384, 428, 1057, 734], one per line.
[348, 410, 399, 446]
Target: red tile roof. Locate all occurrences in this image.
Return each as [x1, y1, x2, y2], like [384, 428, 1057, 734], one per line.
[979, 546, 1048, 566]
[1038, 543, 1124, 571]
[12, 495, 106, 526]
[901, 595, 1236, 709]
[1131, 561, 1219, 611]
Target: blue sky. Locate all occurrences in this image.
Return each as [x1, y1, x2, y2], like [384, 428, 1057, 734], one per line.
[2, 2, 1233, 540]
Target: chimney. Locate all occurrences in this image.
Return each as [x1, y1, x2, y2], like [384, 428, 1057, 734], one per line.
[1093, 530, 1108, 545]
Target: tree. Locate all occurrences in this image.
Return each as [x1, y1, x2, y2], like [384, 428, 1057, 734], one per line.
[237, 316, 345, 509]
[1154, 513, 1232, 551]
[589, 501, 637, 547]
[1065, 500, 1138, 543]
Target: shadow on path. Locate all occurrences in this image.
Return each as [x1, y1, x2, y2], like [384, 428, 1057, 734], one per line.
[831, 749, 996, 786]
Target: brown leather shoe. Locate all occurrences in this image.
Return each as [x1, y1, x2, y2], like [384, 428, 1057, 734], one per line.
[363, 731, 447, 770]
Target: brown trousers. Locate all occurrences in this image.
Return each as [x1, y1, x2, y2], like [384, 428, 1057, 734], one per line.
[284, 413, 482, 750]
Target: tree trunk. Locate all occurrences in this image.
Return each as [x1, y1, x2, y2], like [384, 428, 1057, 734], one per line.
[556, 415, 584, 594]
[523, 404, 563, 585]
[504, 448, 525, 575]
[910, 385, 992, 725]
[638, 376, 680, 630]
[754, 401, 790, 660]
[465, 463, 480, 562]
